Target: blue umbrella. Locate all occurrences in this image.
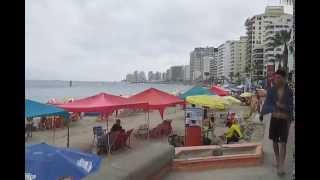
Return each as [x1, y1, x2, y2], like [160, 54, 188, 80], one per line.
[25, 99, 69, 119]
[25, 143, 102, 180]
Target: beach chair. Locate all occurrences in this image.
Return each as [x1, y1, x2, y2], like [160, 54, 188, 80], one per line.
[109, 131, 121, 153]
[149, 125, 162, 138]
[92, 126, 104, 145]
[134, 124, 149, 139]
[38, 118, 46, 131]
[96, 134, 108, 154]
[124, 129, 134, 148]
[44, 118, 52, 129]
[162, 119, 172, 136]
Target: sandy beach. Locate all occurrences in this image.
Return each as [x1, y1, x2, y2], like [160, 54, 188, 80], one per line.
[26, 104, 258, 150]
[26, 104, 267, 179]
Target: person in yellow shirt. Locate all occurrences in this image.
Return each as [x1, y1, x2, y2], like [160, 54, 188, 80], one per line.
[225, 119, 243, 144]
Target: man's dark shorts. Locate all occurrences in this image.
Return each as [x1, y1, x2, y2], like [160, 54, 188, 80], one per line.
[269, 117, 290, 143]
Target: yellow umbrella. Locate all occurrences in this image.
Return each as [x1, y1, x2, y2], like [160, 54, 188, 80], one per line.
[222, 96, 241, 105]
[186, 95, 226, 110]
[240, 92, 254, 98]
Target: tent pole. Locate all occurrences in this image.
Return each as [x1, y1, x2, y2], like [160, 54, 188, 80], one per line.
[67, 120, 70, 148]
[147, 110, 150, 140]
[107, 115, 109, 131]
[53, 117, 55, 145]
[106, 114, 111, 155]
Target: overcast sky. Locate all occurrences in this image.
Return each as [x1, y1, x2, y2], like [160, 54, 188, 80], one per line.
[26, 0, 280, 81]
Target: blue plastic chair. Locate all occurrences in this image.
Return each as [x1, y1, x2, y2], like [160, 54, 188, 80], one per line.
[92, 126, 103, 145]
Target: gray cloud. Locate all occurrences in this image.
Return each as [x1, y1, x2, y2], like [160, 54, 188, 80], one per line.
[26, 0, 278, 81]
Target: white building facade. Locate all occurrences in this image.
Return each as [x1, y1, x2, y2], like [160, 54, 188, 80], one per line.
[217, 41, 233, 80]
[209, 48, 219, 80]
[189, 47, 215, 81]
[245, 6, 293, 81]
[183, 65, 191, 81]
[202, 56, 212, 80]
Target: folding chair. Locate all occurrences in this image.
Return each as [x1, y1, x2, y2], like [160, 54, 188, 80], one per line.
[134, 124, 148, 139]
[96, 134, 108, 155]
[109, 131, 121, 153]
[162, 120, 172, 136]
[92, 126, 103, 145]
[149, 125, 162, 138]
[124, 129, 134, 148]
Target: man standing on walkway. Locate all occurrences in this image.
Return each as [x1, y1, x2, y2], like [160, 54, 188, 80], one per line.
[260, 69, 294, 176]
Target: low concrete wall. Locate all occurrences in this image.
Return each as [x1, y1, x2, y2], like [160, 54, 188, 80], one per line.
[172, 143, 263, 171]
[86, 142, 174, 180]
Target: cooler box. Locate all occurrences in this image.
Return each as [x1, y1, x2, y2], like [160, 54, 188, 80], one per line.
[185, 126, 202, 146]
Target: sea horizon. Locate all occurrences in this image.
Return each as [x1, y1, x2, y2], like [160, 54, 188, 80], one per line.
[26, 80, 192, 103]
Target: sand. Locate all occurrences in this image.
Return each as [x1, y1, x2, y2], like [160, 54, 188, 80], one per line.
[26, 105, 265, 180]
[26, 105, 262, 150]
[26, 107, 191, 151]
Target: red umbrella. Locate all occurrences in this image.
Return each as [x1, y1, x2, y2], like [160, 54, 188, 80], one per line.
[57, 92, 148, 114]
[209, 86, 230, 96]
[128, 88, 185, 119]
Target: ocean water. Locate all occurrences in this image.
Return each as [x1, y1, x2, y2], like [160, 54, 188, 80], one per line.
[26, 80, 192, 103]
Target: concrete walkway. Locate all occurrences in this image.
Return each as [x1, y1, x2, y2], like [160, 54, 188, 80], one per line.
[165, 113, 295, 180]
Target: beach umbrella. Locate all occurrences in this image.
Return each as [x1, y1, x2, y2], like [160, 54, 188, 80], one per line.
[185, 95, 226, 110]
[25, 143, 102, 180]
[179, 86, 214, 100]
[240, 92, 254, 98]
[209, 86, 230, 96]
[222, 96, 241, 105]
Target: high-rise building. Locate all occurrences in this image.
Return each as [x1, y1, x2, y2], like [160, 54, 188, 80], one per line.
[162, 72, 166, 81]
[170, 66, 184, 81]
[232, 36, 248, 81]
[263, 12, 292, 75]
[202, 56, 212, 80]
[209, 48, 219, 80]
[133, 70, 139, 82]
[190, 47, 216, 81]
[148, 71, 154, 81]
[126, 73, 135, 82]
[183, 65, 191, 81]
[166, 69, 171, 81]
[280, 0, 293, 14]
[245, 6, 293, 81]
[217, 41, 233, 80]
[138, 71, 147, 82]
[155, 71, 161, 81]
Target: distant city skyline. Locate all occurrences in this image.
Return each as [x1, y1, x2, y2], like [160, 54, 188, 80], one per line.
[26, 0, 281, 81]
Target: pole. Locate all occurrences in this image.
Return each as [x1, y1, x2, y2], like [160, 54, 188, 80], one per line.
[53, 117, 55, 145]
[147, 110, 150, 139]
[67, 120, 70, 148]
[106, 113, 111, 154]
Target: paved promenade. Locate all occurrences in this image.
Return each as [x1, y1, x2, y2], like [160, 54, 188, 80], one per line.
[165, 113, 295, 180]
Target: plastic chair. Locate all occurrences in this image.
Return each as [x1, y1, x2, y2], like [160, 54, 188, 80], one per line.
[149, 125, 162, 138]
[134, 124, 148, 139]
[109, 131, 121, 153]
[162, 120, 172, 136]
[96, 135, 107, 154]
[125, 129, 134, 148]
[92, 126, 103, 145]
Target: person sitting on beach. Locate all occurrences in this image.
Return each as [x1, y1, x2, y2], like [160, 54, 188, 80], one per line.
[110, 119, 127, 150]
[111, 119, 124, 132]
[225, 120, 243, 144]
